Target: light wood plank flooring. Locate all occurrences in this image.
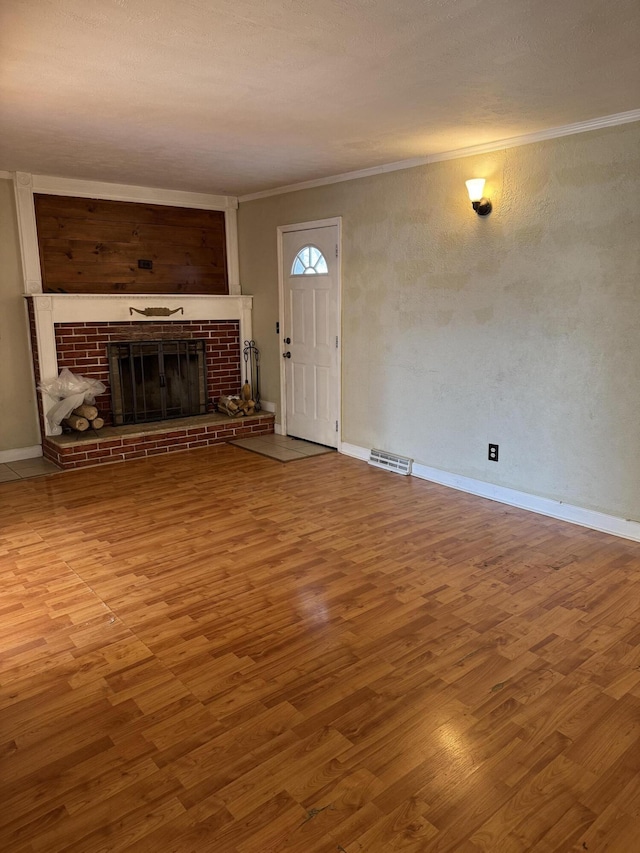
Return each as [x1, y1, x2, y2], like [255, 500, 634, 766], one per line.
[1, 444, 640, 852]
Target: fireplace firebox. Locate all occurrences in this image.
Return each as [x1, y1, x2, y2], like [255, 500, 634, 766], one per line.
[108, 339, 207, 425]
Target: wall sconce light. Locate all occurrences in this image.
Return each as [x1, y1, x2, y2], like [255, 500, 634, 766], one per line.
[465, 178, 492, 216]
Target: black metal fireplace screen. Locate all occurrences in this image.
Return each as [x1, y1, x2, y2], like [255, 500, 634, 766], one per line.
[107, 339, 207, 425]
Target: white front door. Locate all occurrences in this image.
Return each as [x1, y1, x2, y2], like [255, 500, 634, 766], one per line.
[281, 222, 340, 447]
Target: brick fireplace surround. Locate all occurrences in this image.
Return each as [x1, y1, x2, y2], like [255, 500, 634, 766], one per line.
[27, 295, 274, 470]
[52, 319, 242, 426]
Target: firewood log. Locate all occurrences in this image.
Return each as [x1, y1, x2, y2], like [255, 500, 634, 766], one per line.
[218, 396, 245, 416]
[72, 404, 99, 421]
[218, 395, 239, 412]
[90, 417, 105, 430]
[63, 414, 90, 431]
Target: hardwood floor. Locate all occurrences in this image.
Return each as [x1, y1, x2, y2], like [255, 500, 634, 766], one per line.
[1, 444, 640, 852]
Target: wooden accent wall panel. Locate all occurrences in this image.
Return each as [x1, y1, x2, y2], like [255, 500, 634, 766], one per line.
[34, 194, 228, 295]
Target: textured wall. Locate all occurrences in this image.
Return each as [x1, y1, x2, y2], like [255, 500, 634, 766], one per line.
[0, 178, 41, 452]
[238, 123, 640, 520]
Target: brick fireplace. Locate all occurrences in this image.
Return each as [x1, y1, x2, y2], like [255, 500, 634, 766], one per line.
[27, 294, 274, 469]
[53, 319, 241, 426]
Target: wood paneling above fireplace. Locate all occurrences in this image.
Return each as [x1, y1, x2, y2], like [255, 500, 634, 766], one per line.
[34, 194, 228, 295]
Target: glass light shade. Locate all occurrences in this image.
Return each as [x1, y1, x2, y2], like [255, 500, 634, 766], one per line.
[465, 178, 486, 202]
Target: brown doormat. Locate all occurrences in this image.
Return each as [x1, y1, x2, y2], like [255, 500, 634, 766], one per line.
[228, 434, 336, 462]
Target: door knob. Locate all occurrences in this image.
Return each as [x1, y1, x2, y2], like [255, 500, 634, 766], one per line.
[284, 337, 291, 344]
[283, 351, 291, 358]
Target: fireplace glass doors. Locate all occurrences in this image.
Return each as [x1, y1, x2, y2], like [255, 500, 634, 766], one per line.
[107, 339, 207, 425]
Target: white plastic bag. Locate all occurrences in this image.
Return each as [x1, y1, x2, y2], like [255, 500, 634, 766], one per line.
[39, 368, 106, 431]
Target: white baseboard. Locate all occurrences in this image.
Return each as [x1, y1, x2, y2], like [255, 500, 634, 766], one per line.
[338, 442, 640, 543]
[339, 441, 370, 461]
[0, 445, 42, 463]
[257, 400, 282, 433]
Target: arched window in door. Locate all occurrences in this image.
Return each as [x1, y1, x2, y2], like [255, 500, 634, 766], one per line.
[291, 245, 328, 275]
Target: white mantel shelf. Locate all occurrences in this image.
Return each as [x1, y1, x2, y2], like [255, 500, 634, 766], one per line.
[27, 292, 252, 326]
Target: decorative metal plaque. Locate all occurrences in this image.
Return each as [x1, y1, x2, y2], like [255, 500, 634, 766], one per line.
[129, 307, 184, 317]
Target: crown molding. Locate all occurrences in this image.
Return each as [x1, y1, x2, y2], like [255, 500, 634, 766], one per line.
[239, 109, 640, 203]
[31, 174, 238, 210]
[0, 170, 12, 180]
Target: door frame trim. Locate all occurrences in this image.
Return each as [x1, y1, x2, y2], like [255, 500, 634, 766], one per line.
[276, 217, 342, 441]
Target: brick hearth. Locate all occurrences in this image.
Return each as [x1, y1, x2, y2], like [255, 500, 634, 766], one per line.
[43, 412, 274, 470]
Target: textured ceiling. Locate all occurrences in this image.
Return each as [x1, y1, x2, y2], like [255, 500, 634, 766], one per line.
[1, 0, 639, 196]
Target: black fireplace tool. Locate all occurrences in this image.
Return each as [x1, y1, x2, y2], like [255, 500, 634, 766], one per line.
[243, 340, 261, 411]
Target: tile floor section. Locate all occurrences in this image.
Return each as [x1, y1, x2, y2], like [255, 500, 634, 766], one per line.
[0, 457, 62, 482]
[229, 433, 336, 462]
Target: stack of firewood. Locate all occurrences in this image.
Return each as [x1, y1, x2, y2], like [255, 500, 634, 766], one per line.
[217, 385, 257, 417]
[62, 404, 105, 432]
